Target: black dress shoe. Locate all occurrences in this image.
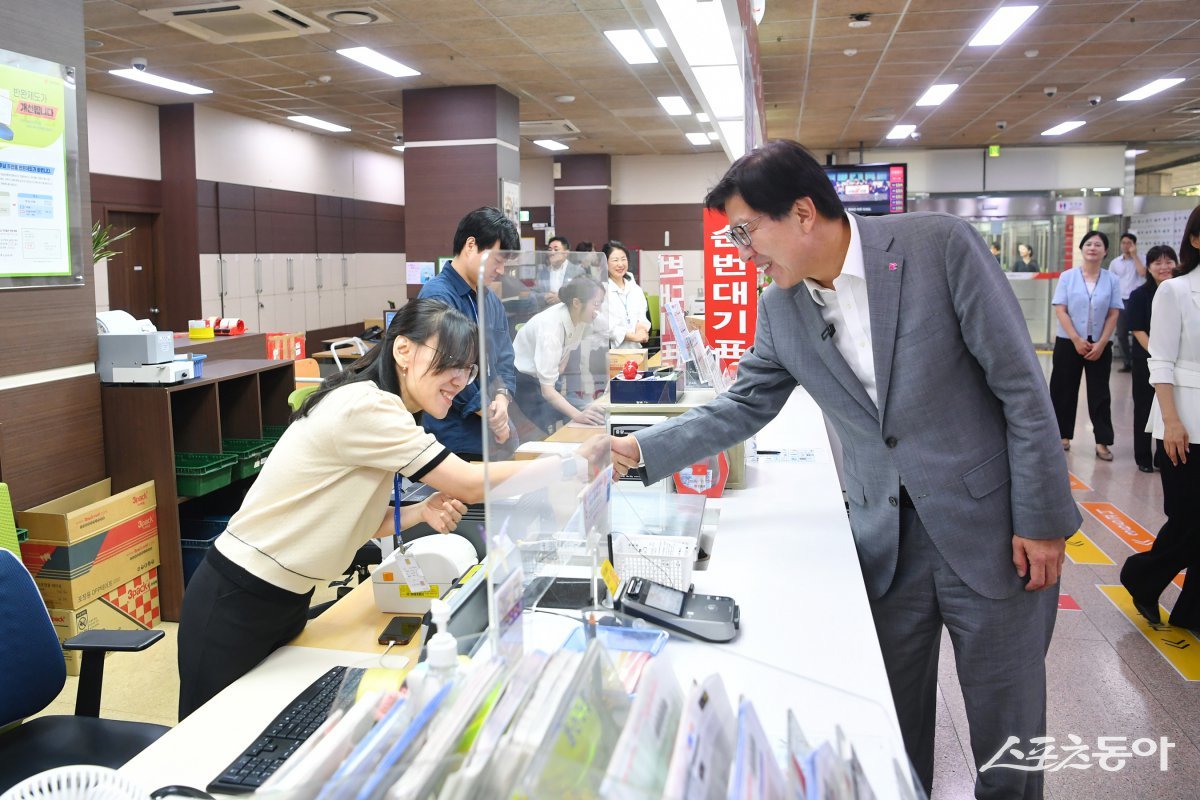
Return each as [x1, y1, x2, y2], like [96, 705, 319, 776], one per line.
[1132, 597, 1162, 624]
[1138, 464, 1155, 473]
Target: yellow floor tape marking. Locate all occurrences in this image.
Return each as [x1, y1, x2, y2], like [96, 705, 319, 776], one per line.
[1065, 530, 1114, 565]
[1099, 585, 1200, 681]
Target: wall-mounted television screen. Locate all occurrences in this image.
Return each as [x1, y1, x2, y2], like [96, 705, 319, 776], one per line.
[823, 163, 907, 215]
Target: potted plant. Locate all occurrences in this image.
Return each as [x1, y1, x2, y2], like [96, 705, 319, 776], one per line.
[91, 220, 134, 264]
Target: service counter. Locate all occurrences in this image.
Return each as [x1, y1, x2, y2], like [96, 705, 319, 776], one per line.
[120, 388, 906, 796]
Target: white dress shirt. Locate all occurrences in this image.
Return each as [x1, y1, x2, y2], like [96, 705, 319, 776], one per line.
[1147, 269, 1200, 440]
[604, 275, 651, 347]
[803, 214, 879, 408]
[1109, 254, 1141, 300]
[513, 302, 587, 386]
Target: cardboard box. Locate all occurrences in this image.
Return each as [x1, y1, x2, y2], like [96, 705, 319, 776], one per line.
[22, 507, 160, 609]
[48, 568, 161, 676]
[266, 332, 306, 360]
[17, 479, 156, 545]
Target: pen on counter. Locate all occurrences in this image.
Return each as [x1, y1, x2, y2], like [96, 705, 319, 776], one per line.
[757, 449, 781, 455]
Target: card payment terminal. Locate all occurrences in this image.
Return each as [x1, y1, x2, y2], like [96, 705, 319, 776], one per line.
[616, 577, 740, 643]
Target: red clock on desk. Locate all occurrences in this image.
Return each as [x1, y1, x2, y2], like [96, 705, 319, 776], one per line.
[621, 360, 639, 380]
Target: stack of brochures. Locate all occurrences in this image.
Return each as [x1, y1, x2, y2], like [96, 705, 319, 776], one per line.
[251, 633, 921, 800]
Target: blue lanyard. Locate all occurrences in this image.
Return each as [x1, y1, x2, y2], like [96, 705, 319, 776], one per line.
[393, 472, 404, 547]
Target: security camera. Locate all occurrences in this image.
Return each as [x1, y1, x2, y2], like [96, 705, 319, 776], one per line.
[131, 57, 148, 71]
[392, 133, 404, 144]
[910, 131, 922, 141]
[1043, 86, 1057, 98]
[1088, 95, 1102, 107]
[996, 120, 1008, 130]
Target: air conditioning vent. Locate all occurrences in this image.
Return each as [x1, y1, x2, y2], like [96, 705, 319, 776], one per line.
[141, 0, 329, 44]
[316, 7, 391, 26]
[519, 119, 582, 138]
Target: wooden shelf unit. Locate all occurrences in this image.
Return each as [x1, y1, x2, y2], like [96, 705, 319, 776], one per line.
[101, 359, 295, 621]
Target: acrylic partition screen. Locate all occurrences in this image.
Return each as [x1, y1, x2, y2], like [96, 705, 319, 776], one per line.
[0, 47, 86, 289]
[476, 249, 614, 663]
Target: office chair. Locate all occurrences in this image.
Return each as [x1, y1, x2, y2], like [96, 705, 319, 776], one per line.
[0, 550, 168, 792]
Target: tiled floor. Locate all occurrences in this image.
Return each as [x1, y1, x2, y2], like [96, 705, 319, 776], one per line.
[34, 358, 1200, 798]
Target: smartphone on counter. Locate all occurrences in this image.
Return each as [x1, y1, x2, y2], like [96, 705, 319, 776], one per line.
[378, 614, 424, 646]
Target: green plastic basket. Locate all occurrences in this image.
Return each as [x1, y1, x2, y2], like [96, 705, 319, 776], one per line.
[175, 452, 238, 497]
[262, 424, 288, 443]
[222, 438, 275, 480]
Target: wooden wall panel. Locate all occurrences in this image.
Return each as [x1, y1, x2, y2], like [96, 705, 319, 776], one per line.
[554, 188, 610, 248]
[316, 215, 343, 253]
[610, 203, 704, 251]
[218, 206, 256, 253]
[90, 174, 162, 211]
[159, 105, 201, 331]
[254, 187, 315, 216]
[404, 146, 498, 260]
[196, 180, 218, 208]
[520, 205, 552, 242]
[0, 376, 106, 510]
[255, 210, 317, 253]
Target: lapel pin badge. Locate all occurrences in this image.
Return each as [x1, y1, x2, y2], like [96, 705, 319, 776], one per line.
[888, 262, 898, 271]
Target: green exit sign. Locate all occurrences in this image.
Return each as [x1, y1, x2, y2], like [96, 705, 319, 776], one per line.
[988, 145, 1001, 158]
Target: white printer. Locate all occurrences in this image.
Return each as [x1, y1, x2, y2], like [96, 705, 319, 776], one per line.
[372, 534, 479, 614]
[96, 310, 193, 384]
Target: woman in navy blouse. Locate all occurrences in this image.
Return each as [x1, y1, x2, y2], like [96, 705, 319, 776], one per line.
[1126, 245, 1179, 472]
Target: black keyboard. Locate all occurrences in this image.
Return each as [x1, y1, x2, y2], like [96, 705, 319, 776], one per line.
[207, 665, 362, 794]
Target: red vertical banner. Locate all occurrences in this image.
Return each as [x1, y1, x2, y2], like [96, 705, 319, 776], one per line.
[657, 253, 685, 368]
[703, 208, 758, 370]
[1063, 216, 1075, 271]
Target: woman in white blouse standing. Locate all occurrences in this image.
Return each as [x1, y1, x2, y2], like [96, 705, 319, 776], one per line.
[602, 241, 650, 347]
[1120, 205, 1200, 628]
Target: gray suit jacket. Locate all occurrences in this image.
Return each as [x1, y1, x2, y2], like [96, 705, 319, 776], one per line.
[636, 212, 1081, 600]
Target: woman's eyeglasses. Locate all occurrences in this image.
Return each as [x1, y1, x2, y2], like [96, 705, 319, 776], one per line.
[417, 342, 478, 383]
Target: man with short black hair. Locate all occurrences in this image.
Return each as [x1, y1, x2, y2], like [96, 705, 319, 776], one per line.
[610, 140, 1079, 800]
[418, 207, 520, 460]
[539, 235, 584, 306]
[1109, 231, 1145, 372]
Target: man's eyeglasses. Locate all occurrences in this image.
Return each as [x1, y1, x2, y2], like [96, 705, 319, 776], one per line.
[418, 342, 479, 383]
[727, 214, 766, 249]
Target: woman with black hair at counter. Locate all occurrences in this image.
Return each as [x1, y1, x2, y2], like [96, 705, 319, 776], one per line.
[177, 299, 530, 719]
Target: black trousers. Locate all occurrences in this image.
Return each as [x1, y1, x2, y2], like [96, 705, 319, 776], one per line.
[1120, 442, 1200, 626]
[177, 546, 312, 720]
[1049, 337, 1114, 445]
[1131, 356, 1154, 468]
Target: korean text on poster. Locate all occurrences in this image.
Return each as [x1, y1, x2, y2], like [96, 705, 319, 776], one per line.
[703, 209, 757, 369]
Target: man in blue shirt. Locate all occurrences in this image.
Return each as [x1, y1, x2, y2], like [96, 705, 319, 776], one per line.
[419, 207, 520, 460]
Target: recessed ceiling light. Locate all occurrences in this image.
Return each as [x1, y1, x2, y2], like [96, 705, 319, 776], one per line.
[969, 6, 1039, 47]
[844, 48, 858, 57]
[657, 96, 691, 115]
[1117, 78, 1186, 102]
[707, 131, 720, 140]
[288, 115, 351, 133]
[1024, 49, 1039, 58]
[337, 47, 419, 78]
[534, 139, 569, 151]
[604, 29, 658, 65]
[554, 95, 575, 103]
[1041, 120, 1085, 136]
[109, 68, 212, 95]
[915, 83, 959, 106]
[645, 28, 667, 48]
[696, 112, 709, 122]
[686, 132, 710, 146]
[887, 124, 916, 139]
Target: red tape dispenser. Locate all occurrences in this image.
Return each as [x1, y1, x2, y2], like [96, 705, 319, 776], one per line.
[214, 317, 246, 336]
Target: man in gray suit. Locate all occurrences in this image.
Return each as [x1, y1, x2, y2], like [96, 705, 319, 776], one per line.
[611, 141, 1080, 800]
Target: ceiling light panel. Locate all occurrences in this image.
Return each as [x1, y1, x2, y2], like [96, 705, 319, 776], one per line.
[658, 96, 691, 115]
[534, 139, 569, 151]
[1041, 120, 1085, 136]
[693, 65, 743, 119]
[109, 68, 212, 95]
[915, 84, 959, 107]
[288, 115, 350, 132]
[336, 47, 420, 78]
[887, 124, 916, 139]
[645, 28, 667, 48]
[686, 132, 710, 145]
[969, 6, 1039, 48]
[654, 0, 737, 67]
[1117, 78, 1185, 102]
[603, 29, 659, 65]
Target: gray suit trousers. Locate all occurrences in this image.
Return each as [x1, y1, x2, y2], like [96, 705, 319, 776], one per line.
[873, 506, 1058, 800]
